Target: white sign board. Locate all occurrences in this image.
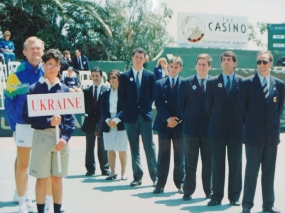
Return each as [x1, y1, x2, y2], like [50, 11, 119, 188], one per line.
[27, 92, 85, 117]
[177, 13, 248, 48]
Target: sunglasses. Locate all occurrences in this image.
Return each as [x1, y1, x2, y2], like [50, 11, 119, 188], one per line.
[109, 76, 117, 80]
[257, 60, 268, 65]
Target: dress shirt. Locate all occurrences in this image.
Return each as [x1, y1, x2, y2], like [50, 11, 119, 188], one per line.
[93, 83, 102, 100]
[222, 72, 235, 90]
[258, 73, 270, 90]
[105, 88, 121, 124]
[196, 74, 209, 92]
[132, 67, 143, 85]
[168, 75, 179, 86]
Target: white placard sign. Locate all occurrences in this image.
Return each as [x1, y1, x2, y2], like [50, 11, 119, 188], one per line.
[178, 13, 248, 48]
[27, 92, 85, 117]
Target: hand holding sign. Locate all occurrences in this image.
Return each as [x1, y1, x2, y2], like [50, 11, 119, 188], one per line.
[27, 92, 85, 173]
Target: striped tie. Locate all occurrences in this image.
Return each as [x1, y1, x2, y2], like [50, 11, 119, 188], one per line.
[262, 78, 269, 100]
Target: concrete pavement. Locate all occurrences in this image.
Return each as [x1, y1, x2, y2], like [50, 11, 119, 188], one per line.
[1, 135, 285, 213]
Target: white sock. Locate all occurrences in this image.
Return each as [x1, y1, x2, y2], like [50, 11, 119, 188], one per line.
[45, 195, 53, 207]
[25, 191, 31, 201]
[18, 196, 25, 206]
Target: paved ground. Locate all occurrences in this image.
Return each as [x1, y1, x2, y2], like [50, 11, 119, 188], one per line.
[1, 135, 285, 213]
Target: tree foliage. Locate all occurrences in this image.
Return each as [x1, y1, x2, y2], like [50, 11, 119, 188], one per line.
[248, 22, 268, 48]
[0, 0, 173, 67]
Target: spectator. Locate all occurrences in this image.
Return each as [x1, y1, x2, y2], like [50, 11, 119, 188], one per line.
[154, 57, 169, 80]
[63, 66, 80, 90]
[72, 49, 90, 71]
[0, 30, 15, 66]
[60, 50, 78, 74]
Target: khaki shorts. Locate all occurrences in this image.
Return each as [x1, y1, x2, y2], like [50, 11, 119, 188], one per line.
[29, 128, 69, 178]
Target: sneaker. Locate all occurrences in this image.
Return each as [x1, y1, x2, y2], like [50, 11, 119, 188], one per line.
[18, 204, 28, 213]
[26, 199, 34, 213]
[13, 190, 19, 204]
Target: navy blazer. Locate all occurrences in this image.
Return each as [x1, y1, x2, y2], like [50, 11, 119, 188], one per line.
[206, 73, 244, 141]
[81, 84, 108, 133]
[118, 68, 155, 123]
[239, 73, 285, 146]
[153, 76, 183, 133]
[178, 75, 210, 137]
[100, 89, 125, 132]
[72, 55, 90, 71]
[154, 65, 167, 81]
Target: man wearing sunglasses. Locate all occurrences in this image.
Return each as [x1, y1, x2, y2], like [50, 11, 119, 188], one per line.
[240, 51, 285, 213]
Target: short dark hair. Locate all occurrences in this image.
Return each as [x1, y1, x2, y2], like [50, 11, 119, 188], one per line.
[107, 70, 121, 82]
[132, 48, 146, 57]
[196, 54, 212, 66]
[91, 66, 102, 76]
[42, 49, 63, 63]
[169, 56, 183, 67]
[257, 50, 274, 62]
[63, 50, 70, 55]
[221, 51, 237, 62]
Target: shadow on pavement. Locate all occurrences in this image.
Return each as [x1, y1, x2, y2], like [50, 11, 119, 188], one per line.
[181, 204, 232, 212]
[155, 197, 206, 206]
[92, 185, 151, 192]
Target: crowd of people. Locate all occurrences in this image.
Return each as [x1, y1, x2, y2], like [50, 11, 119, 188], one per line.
[3, 34, 284, 213]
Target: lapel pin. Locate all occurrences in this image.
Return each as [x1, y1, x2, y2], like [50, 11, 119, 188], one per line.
[273, 97, 277, 102]
[192, 85, 196, 90]
[273, 87, 276, 90]
[130, 77, 134, 81]
[165, 101, 167, 103]
[164, 85, 168, 88]
[218, 83, 222, 88]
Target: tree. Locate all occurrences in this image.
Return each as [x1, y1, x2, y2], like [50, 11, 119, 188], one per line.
[0, 0, 174, 67]
[101, 0, 174, 67]
[248, 22, 268, 48]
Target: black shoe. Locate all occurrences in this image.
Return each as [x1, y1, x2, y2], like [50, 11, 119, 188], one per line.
[262, 207, 280, 213]
[230, 200, 241, 206]
[207, 199, 221, 206]
[183, 194, 192, 201]
[85, 171, 95, 176]
[153, 187, 164, 194]
[152, 180, 157, 187]
[242, 207, 251, 213]
[205, 194, 211, 199]
[130, 180, 142, 187]
[101, 171, 110, 176]
[105, 174, 117, 180]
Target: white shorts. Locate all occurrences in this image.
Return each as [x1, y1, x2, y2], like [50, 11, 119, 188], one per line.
[15, 123, 34, 147]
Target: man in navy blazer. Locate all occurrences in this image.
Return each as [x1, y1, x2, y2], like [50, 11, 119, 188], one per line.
[72, 49, 90, 71]
[118, 48, 157, 187]
[206, 51, 244, 207]
[178, 54, 212, 201]
[81, 67, 109, 176]
[153, 56, 185, 194]
[240, 51, 285, 213]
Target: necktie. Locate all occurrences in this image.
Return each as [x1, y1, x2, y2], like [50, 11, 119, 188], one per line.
[94, 86, 98, 106]
[136, 72, 140, 99]
[262, 78, 269, 101]
[171, 78, 175, 92]
[200, 79, 204, 93]
[226, 76, 230, 97]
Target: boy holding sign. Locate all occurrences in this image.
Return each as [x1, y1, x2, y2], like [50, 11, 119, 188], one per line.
[22, 49, 75, 213]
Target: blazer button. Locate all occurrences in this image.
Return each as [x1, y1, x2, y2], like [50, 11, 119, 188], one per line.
[138, 106, 140, 108]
